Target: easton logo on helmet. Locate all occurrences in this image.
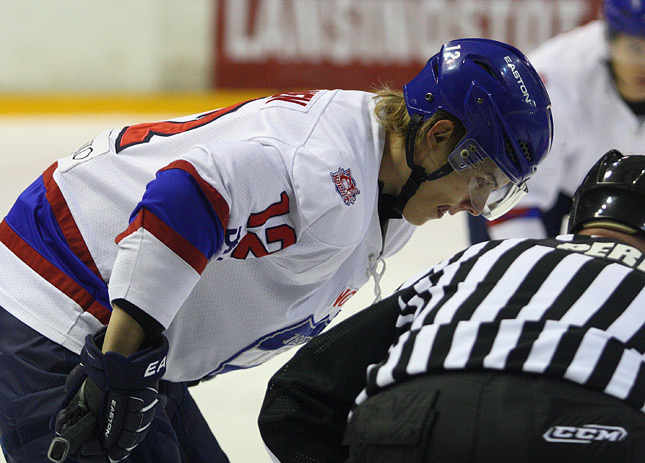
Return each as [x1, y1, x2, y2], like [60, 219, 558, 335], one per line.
[504, 56, 536, 107]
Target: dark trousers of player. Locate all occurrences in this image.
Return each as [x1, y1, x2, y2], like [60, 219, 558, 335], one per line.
[0, 306, 229, 463]
[343, 371, 645, 463]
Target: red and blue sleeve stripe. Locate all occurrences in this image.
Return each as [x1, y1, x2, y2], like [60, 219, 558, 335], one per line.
[1, 163, 111, 323]
[116, 160, 230, 273]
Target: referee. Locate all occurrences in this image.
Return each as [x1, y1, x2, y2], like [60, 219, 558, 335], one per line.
[259, 149, 645, 463]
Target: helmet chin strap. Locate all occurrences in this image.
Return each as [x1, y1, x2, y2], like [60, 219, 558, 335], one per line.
[385, 114, 454, 217]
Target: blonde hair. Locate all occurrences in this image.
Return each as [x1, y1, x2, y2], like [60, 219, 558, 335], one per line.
[373, 85, 466, 150]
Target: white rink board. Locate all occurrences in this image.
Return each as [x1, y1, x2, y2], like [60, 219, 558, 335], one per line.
[0, 115, 469, 463]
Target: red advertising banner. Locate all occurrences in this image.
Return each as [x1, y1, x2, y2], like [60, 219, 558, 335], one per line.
[213, 0, 603, 90]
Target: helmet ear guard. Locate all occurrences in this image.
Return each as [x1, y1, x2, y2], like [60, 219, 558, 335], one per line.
[567, 149, 645, 234]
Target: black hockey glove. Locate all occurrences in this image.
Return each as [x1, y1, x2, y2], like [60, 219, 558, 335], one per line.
[48, 326, 169, 463]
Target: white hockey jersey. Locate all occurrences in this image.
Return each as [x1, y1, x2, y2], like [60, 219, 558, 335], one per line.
[0, 90, 416, 381]
[489, 21, 645, 239]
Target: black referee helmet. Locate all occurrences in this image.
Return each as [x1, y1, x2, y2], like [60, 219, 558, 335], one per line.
[568, 149, 645, 235]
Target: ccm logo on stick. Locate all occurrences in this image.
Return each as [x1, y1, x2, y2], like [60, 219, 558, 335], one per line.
[144, 357, 167, 377]
[543, 425, 628, 444]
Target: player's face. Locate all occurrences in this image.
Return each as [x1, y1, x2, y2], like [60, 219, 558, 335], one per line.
[401, 129, 503, 226]
[401, 169, 477, 225]
[610, 33, 645, 102]
[402, 148, 511, 225]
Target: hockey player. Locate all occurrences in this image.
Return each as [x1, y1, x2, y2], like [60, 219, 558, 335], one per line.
[0, 39, 552, 463]
[468, 0, 645, 244]
[259, 149, 645, 463]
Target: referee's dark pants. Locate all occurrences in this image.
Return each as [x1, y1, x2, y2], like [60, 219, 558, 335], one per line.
[343, 371, 645, 463]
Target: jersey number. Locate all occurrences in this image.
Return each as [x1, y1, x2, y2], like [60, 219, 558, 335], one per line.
[232, 192, 296, 259]
[114, 100, 254, 153]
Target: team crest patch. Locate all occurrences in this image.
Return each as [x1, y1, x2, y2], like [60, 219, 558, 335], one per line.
[330, 167, 360, 205]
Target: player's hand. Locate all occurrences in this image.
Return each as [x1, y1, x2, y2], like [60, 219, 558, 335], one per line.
[47, 326, 169, 463]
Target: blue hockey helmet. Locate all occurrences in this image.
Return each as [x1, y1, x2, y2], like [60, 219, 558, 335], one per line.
[403, 38, 553, 220]
[604, 0, 645, 36]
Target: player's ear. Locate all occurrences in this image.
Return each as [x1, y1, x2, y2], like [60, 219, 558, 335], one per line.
[414, 119, 455, 166]
[426, 119, 455, 148]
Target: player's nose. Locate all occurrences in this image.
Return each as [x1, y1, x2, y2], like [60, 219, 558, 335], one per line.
[450, 199, 478, 216]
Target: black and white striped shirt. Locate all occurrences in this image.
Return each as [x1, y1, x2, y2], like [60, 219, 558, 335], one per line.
[356, 235, 645, 413]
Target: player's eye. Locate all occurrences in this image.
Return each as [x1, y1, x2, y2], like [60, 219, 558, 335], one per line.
[475, 175, 497, 190]
[484, 175, 498, 189]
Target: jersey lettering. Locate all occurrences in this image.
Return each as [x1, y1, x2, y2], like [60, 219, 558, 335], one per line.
[557, 241, 645, 271]
[266, 90, 319, 107]
[332, 288, 357, 307]
[114, 100, 254, 152]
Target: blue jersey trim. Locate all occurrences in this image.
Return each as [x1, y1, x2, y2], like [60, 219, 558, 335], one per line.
[4, 176, 111, 309]
[132, 169, 224, 259]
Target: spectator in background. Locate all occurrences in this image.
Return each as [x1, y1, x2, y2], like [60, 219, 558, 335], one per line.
[468, 0, 645, 244]
[0, 38, 552, 463]
[259, 150, 645, 463]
